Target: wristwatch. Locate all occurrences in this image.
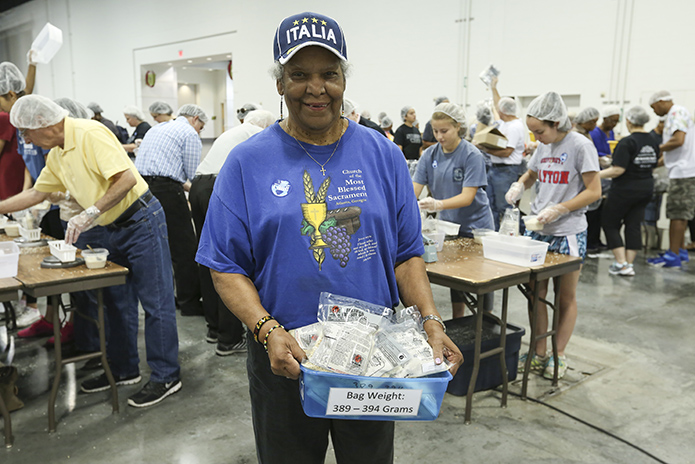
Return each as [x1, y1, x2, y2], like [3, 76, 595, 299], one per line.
[422, 314, 446, 333]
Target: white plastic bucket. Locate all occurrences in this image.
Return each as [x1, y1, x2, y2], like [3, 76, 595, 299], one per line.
[31, 23, 63, 64]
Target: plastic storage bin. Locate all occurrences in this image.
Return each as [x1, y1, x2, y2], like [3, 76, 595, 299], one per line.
[299, 365, 452, 421]
[82, 248, 109, 269]
[48, 240, 77, 263]
[482, 235, 549, 267]
[31, 23, 63, 64]
[3, 222, 20, 237]
[434, 219, 461, 236]
[444, 314, 525, 396]
[473, 228, 498, 244]
[19, 226, 41, 242]
[423, 231, 445, 252]
[0, 242, 20, 279]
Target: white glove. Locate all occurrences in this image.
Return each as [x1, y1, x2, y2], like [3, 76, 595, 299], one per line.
[418, 197, 444, 213]
[537, 204, 570, 224]
[26, 50, 37, 66]
[505, 182, 525, 205]
[65, 205, 100, 245]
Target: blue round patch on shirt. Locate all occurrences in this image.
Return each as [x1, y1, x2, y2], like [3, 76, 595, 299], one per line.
[271, 179, 291, 197]
[432, 160, 438, 168]
[560, 153, 568, 164]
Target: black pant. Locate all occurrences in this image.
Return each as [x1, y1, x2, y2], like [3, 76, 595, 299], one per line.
[602, 189, 652, 250]
[586, 203, 604, 249]
[247, 332, 395, 464]
[189, 175, 243, 344]
[144, 176, 201, 314]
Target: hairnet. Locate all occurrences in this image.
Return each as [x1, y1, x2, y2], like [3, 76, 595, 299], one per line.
[434, 96, 449, 106]
[648, 90, 672, 106]
[244, 109, 275, 129]
[400, 106, 413, 121]
[433, 102, 466, 125]
[574, 107, 599, 124]
[342, 98, 357, 115]
[54, 98, 93, 119]
[149, 101, 173, 115]
[475, 103, 494, 126]
[526, 92, 572, 132]
[87, 102, 103, 114]
[380, 116, 392, 129]
[177, 104, 209, 124]
[9, 94, 69, 129]
[601, 106, 620, 118]
[123, 105, 146, 121]
[237, 103, 258, 121]
[377, 112, 387, 123]
[498, 97, 517, 116]
[0, 62, 26, 96]
[625, 106, 650, 126]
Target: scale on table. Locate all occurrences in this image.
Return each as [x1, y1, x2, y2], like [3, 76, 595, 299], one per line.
[14, 236, 48, 248]
[40, 255, 84, 269]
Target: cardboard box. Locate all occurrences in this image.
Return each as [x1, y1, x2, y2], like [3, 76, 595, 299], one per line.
[473, 124, 509, 150]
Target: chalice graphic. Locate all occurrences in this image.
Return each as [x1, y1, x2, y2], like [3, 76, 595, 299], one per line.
[301, 202, 329, 249]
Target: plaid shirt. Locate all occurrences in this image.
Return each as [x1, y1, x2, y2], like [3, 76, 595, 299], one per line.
[135, 117, 201, 182]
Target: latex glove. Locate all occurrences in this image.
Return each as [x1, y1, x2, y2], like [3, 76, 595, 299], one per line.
[537, 204, 570, 224]
[65, 205, 101, 245]
[418, 197, 444, 213]
[26, 49, 37, 65]
[505, 182, 525, 205]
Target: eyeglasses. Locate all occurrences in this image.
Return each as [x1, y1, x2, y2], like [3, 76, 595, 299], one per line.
[19, 128, 29, 138]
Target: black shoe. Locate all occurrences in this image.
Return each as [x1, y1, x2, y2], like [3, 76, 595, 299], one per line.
[215, 338, 247, 356]
[81, 373, 141, 393]
[81, 357, 104, 371]
[206, 328, 219, 344]
[128, 379, 182, 408]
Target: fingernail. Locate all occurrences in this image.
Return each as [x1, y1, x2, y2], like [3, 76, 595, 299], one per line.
[435, 357, 442, 364]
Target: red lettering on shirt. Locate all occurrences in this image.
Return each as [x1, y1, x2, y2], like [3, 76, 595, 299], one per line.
[538, 169, 570, 184]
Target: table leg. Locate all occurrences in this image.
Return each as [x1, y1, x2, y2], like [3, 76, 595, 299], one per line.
[97, 289, 118, 413]
[550, 276, 562, 386]
[0, 382, 12, 448]
[521, 276, 539, 399]
[464, 293, 482, 424]
[48, 294, 62, 433]
[499, 288, 509, 408]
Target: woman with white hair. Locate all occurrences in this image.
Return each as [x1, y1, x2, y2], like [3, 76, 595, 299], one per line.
[505, 92, 601, 379]
[600, 106, 659, 276]
[413, 102, 494, 318]
[394, 105, 422, 175]
[122, 105, 151, 158]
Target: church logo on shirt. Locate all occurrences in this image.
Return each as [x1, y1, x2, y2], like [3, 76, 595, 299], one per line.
[271, 179, 292, 197]
[453, 168, 464, 182]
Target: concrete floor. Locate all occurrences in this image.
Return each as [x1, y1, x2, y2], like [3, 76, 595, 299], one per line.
[1, 250, 693, 464]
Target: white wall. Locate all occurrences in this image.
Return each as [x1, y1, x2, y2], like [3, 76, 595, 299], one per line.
[1, 0, 694, 138]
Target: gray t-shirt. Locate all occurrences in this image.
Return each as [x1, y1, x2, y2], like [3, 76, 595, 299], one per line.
[528, 131, 600, 236]
[414, 140, 494, 236]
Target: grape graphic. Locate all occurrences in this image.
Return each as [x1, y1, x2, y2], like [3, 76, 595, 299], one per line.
[323, 226, 352, 268]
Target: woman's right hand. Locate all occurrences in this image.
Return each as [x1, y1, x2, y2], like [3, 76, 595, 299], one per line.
[266, 328, 307, 380]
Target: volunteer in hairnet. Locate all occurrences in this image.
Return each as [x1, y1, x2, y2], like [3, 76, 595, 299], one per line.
[505, 91, 601, 380]
[573, 107, 599, 139]
[122, 105, 151, 158]
[1, 95, 182, 408]
[149, 101, 174, 123]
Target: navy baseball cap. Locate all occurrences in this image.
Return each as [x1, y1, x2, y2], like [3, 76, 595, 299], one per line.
[273, 12, 347, 64]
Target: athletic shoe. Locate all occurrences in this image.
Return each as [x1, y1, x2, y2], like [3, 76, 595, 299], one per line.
[206, 328, 218, 344]
[608, 262, 634, 276]
[81, 373, 142, 393]
[679, 248, 690, 263]
[15, 305, 41, 328]
[46, 322, 74, 346]
[128, 380, 182, 408]
[543, 354, 568, 379]
[215, 338, 247, 356]
[647, 250, 681, 268]
[17, 317, 54, 338]
[518, 352, 547, 374]
[81, 357, 103, 371]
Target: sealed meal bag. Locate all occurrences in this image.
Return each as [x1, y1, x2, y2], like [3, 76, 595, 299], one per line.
[306, 293, 391, 376]
[366, 306, 420, 377]
[498, 207, 520, 236]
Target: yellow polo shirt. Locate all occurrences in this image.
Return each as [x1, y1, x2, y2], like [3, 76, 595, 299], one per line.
[33, 117, 148, 225]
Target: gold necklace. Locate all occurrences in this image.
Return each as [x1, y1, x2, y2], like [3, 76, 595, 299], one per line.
[292, 122, 346, 176]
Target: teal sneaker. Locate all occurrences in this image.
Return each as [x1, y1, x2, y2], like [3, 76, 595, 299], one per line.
[519, 352, 548, 374]
[543, 354, 568, 379]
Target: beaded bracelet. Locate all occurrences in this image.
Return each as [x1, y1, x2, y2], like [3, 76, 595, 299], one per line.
[254, 315, 275, 343]
[263, 324, 284, 352]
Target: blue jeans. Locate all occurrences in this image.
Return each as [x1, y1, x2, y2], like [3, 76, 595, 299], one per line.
[487, 164, 524, 231]
[73, 197, 180, 382]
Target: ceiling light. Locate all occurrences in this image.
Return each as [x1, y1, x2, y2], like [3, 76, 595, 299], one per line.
[187, 60, 193, 63]
[206, 57, 212, 61]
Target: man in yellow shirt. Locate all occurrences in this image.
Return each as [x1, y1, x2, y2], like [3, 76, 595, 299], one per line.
[1, 95, 181, 408]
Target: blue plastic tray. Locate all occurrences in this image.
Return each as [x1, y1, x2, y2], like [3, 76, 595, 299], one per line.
[299, 365, 452, 421]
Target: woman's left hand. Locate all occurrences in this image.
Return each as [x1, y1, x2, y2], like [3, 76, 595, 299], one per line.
[537, 204, 570, 224]
[418, 197, 444, 213]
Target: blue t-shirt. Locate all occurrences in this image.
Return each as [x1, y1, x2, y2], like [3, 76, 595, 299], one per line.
[196, 120, 424, 330]
[17, 130, 49, 180]
[589, 126, 614, 158]
[413, 140, 494, 236]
